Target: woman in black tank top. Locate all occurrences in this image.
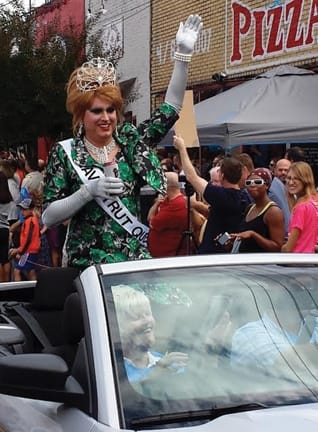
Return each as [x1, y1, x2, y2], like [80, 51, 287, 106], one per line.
[230, 168, 285, 253]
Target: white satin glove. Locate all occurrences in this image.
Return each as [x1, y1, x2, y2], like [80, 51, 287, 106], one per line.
[176, 14, 203, 55]
[165, 14, 203, 112]
[43, 178, 123, 227]
[85, 177, 125, 199]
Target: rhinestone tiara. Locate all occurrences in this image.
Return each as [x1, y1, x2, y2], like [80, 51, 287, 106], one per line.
[76, 57, 117, 92]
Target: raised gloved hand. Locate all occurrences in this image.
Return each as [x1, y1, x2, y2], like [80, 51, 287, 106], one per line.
[175, 14, 203, 55]
[165, 15, 203, 112]
[85, 177, 125, 199]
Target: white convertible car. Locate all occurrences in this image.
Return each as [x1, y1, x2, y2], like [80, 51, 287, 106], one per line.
[0, 254, 318, 431]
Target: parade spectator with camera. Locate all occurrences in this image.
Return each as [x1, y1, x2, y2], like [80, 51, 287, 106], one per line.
[173, 135, 250, 254]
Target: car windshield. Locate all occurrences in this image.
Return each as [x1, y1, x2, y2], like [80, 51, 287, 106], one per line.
[102, 264, 318, 429]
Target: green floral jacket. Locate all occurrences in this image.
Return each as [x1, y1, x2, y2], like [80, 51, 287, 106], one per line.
[43, 103, 178, 269]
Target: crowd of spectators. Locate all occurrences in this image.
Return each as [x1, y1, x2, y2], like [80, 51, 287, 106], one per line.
[0, 149, 66, 282]
[0, 143, 317, 281]
[151, 143, 318, 256]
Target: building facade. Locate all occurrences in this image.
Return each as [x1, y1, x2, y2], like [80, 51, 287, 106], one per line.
[151, 0, 318, 107]
[34, 0, 318, 160]
[35, 0, 84, 39]
[88, 0, 151, 124]
[34, 0, 85, 160]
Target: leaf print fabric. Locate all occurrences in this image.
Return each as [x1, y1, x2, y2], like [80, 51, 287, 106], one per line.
[43, 103, 178, 269]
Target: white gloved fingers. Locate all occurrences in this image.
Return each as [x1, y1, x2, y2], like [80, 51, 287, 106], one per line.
[176, 21, 184, 41]
[103, 177, 124, 186]
[176, 14, 203, 54]
[103, 177, 125, 196]
[185, 14, 202, 32]
[85, 177, 124, 198]
[184, 14, 195, 29]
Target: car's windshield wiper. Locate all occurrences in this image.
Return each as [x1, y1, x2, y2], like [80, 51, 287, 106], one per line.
[130, 402, 268, 427]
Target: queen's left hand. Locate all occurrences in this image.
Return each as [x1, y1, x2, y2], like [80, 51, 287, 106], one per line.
[175, 14, 203, 55]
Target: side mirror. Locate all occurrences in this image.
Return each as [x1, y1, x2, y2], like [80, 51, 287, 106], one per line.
[0, 353, 85, 406]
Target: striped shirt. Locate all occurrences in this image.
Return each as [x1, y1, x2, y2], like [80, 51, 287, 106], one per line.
[231, 314, 300, 368]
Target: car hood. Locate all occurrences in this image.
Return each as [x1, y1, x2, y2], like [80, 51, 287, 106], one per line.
[207, 403, 318, 431]
[149, 403, 318, 432]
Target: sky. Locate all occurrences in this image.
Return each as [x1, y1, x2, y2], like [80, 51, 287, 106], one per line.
[23, 0, 45, 8]
[0, 0, 45, 11]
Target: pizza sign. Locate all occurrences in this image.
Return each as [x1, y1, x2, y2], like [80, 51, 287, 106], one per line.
[230, 0, 318, 65]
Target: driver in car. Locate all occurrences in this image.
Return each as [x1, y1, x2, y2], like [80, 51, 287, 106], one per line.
[231, 289, 318, 368]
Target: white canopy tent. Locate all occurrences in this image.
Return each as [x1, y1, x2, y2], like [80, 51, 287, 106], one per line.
[160, 65, 318, 149]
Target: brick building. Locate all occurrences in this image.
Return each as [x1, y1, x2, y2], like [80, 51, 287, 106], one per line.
[34, 0, 318, 163]
[151, 0, 318, 107]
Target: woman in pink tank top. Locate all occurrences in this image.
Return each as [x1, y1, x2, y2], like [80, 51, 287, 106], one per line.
[282, 162, 318, 253]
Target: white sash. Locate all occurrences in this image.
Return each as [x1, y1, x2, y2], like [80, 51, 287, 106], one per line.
[60, 139, 149, 247]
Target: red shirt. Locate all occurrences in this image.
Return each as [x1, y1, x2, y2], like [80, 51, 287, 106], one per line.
[148, 195, 188, 257]
[19, 215, 40, 254]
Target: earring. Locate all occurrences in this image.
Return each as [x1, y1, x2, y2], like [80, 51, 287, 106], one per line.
[77, 122, 84, 138]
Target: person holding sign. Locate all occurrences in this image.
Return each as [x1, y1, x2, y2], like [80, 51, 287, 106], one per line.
[42, 15, 203, 269]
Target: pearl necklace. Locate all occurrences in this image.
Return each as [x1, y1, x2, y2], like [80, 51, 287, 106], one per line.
[84, 137, 117, 164]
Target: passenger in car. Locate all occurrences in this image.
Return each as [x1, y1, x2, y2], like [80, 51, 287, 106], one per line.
[112, 285, 188, 382]
[231, 289, 318, 368]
